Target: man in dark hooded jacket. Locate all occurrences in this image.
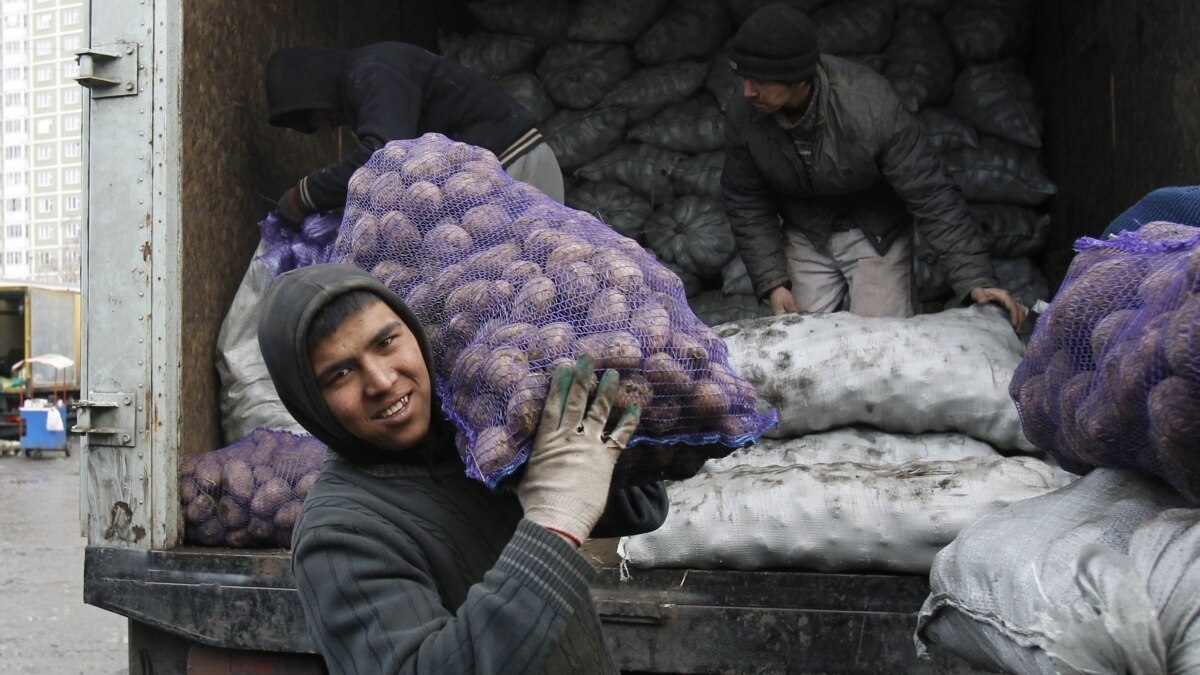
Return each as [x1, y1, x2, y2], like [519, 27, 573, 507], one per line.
[265, 42, 564, 227]
[722, 4, 1025, 330]
[257, 263, 666, 674]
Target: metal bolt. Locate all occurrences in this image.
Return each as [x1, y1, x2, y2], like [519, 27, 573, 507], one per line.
[125, 82, 133, 91]
[121, 434, 131, 443]
[122, 395, 131, 405]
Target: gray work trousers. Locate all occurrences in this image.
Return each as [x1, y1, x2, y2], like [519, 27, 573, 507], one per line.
[784, 227, 916, 318]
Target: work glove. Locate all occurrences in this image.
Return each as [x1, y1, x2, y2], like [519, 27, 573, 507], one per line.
[517, 354, 641, 548]
[275, 186, 311, 229]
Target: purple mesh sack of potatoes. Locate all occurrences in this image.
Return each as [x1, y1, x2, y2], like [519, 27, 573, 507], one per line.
[1010, 222, 1200, 503]
[334, 133, 776, 489]
[182, 428, 327, 547]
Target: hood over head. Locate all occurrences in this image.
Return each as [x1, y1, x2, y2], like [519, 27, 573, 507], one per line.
[257, 263, 448, 465]
[265, 47, 347, 133]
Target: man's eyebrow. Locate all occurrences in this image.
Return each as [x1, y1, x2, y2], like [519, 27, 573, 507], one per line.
[314, 319, 406, 383]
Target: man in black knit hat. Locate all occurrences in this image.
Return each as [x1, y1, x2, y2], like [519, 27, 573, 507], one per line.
[721, 3, 1025, 330]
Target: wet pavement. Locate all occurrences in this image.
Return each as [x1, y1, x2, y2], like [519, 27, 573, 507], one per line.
[0, 442, 127, 674]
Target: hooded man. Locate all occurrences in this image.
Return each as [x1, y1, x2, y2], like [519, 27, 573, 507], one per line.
[265, 42, 564, 227]
[722, 3, 1025, 330]
[257, 263, 666, 674]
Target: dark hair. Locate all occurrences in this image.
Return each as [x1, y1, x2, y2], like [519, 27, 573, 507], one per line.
[305, 290, 384, 356]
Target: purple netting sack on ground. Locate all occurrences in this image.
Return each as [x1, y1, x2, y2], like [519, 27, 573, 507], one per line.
[1010, 222, 1200, 503]
[182, 428, 327, 547]
[334, 133, 776, 489]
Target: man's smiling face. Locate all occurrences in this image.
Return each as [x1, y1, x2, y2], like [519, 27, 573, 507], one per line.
[310, 300, 433, 453]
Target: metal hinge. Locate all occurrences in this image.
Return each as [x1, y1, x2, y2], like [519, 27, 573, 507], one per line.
[72, 393, 137, 447]
[75, 41, 139, 98]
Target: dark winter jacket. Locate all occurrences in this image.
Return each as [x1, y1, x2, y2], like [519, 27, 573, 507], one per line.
[722, 54, 998, 300]
[257, 264, 667, 675]
[266, 43, 542, 213]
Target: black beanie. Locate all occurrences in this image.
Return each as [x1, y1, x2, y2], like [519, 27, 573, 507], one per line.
[729, 3, 819, 84]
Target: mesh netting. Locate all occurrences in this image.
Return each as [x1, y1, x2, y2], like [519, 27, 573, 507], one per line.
[1010, 222, 1200, 503]
[334, 133, 776, 489]
[182, 428, 327, 547]
[257, 210, 342, 276]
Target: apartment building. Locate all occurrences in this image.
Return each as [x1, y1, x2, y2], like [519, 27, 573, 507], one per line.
[0, 0, 83, 285]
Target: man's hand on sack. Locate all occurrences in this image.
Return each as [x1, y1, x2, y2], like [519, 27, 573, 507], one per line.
[970, 287, 1027, 332]
[517, 354, 641, 549]
[767, 286, 798, 315]
[275, 186, 310, 229]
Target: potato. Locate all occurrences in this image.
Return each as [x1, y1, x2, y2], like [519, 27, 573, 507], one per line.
[445, 279, 514, 316]
[250, 477, 293, 519]
[452, 343, 491, 382]
[378, 211, 423, 253]
[191, 517, 225, 546]
[1137, 263, 1186, 309]
[347, 166, 379, 202]
[610, 373, 653, 419]
[688, 381, 732, 417]
[400, 149, 443, 182]
[589, 249, 646, 294]
[1164, 297, 1200, 375]
[1088, 308, 1138, 361]
[274, 500, 304, 530]
[512, 276, 557, 322]
[218, 495, 250, 529]
[423, 222, 472, 262]
[463, 242, 522, 279]
[644, 351, 690, 396]
[668, 333, 711, 371]
[1048, 257, 1148, 349]
[180, 476, 199, 504]
[368, 171, 406, 211]
[403, 283, 435, 314]
[473, 426, 517, 476]
[466, 393, 505, 430]
[225, 528, 253, 548]
[460, 159, 509, 187]
[185, 493, 217, 523]
[443, 170, 496, 202]
[533, 323, 576, 362]
[505, 181, 548, 204]
[253, 464, 278, 487]
[1141, 222, 1198, 241]
[640, 399, 680, 434]
[482, 346, 530, 394]
[502, 260, 543, 286]
[461, 203, 512, 239]
[180, 454, 198, 478]
[293, 472, 318, 500]
[511, 215, 555, 244]
[548, 261, 600, 300]
[443, 141, 488, 166]
[631, 304, 671, 351]
[586, 288, 631, 327]
[248, 518, 275, 544]
[506, 372, 549, 440]
[431, 263, 467, 298]
[522, 229, 577, 261]
[221, 459, 255, 502]
[546, 240, 595, 267]
[348, 213, 382, 260]
[576, 331, 643, 370]
[1147, 376, 1200, 502]
[1117, 313, 1172, 398]
[193, 455, 222, 492]
[643, 261, 688, 296]
[611, 236, 648, 259]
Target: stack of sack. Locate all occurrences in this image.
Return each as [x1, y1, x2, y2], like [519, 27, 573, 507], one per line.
[916, 223, 1200, 672]
[440, 0, 1056, 324]
[620, 305, 1074, 573]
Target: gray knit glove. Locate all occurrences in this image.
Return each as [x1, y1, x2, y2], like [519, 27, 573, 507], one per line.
[517, 354, 642, 547]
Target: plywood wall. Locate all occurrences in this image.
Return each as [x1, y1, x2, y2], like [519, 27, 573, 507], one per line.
[178, 1, 471, 455]
[1031, 2, 1200, 288]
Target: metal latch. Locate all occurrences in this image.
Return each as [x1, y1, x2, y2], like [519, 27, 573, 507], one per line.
[72, 393, 137, 447]
[75, 41, 139, 98]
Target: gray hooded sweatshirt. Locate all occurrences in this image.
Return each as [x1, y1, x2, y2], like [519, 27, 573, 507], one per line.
[257, 263, 666, 674]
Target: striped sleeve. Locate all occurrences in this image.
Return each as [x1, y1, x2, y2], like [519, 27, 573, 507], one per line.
[293, 508, 595, 675]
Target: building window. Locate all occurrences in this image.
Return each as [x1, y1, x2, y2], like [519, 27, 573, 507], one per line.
[36, 118, 53, 134]
[63, 88, 80, 105]
[3, 40, 21, 56]
[6, 224, 23, 238]
[5, 252, 21, 265]
[66, 221, 80, 238]
[63, 35, 81, 51]
[35, 65, 52, 81]
[40, 251, 55, 266]
[64, 114, 81, 132]
[4, 172, 21, 187]
[62, 9, 79, 25]
[38, 224, 53, 240]
[4, 92, 27, 108]
[35, 92, 52, 108]
[65, 248, 79, 264]
[35, 40, 52, 57]
[3, 66, 23, 80]
[66, 196, 79, 211]
[3, 119, 25, 133]
[5, 197, 27, 212]
[64, 168, 80, 184]
[64, 141, 80, 158]
[35, 13, 51, 29]
[38, 198, 54, 213]
[37, 170, 53, 187]
[37, 144, 52, 160]
[4, 146, 26, 160]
